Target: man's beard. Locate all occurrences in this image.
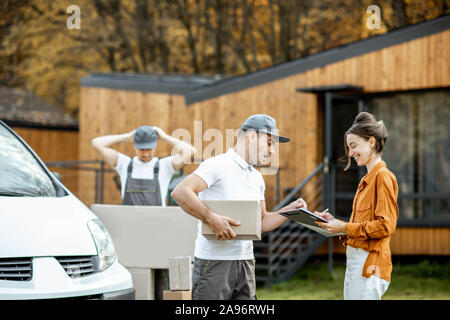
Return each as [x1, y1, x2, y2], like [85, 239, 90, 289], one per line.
[256, 153, 272, 167]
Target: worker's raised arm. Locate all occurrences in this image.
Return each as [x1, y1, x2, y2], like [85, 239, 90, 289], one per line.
[153, 126, 196, 170]
[91, 130, 134, 168]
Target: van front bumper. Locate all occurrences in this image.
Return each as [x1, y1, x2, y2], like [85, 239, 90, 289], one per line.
[0, 257, 134, 300]
[101, 287, 135, 300]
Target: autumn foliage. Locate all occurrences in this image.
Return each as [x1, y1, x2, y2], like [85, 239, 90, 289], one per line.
[0, 0, 448, 116]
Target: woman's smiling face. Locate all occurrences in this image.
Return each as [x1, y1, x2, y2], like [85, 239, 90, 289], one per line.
[346, 133, 375, 167]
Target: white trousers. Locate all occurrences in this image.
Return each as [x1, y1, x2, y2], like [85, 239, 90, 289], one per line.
[344, 246, 390, 300]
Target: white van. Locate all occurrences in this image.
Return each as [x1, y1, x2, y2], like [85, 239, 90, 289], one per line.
[0, 121, 134, 300]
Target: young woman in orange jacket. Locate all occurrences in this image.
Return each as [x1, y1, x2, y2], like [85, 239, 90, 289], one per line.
[316, 111, 399, 300]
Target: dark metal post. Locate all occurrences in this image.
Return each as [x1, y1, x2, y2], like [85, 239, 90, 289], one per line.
[94, 168, 99, 204]
[328, 237, 334, 275]
[328, 162, 336, 275]
[324, 92, 334, 276]
[266, 231, 273, 288]
[324, 92, 332, 209]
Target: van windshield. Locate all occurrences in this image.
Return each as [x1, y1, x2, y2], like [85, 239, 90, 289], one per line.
[0, 125, 57, 197]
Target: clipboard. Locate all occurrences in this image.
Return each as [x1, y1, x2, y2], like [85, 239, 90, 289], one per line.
[280, 207, 345, 237]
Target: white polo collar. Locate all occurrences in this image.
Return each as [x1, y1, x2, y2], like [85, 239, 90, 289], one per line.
[227, 148, 253, 171]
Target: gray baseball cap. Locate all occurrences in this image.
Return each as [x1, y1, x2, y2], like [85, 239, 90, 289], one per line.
[240, 114, 290, 143]
[133, 125, 157, 149]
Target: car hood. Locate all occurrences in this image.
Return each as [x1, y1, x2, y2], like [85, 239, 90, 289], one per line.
[0, 195, 98, 258]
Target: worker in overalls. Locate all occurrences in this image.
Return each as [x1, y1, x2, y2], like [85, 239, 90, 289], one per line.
[91, 125, 196, 299]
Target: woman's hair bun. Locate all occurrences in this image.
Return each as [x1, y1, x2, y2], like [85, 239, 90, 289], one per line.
[353, 111, 376, 124]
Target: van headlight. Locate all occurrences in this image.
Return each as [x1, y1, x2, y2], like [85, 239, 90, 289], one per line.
[87, 219, 117, 272]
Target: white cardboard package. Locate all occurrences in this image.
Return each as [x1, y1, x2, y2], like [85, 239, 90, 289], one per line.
[201, 200, 261, 241]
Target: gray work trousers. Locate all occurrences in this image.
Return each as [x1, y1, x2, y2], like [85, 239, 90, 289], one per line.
[192, 257, 257, 300]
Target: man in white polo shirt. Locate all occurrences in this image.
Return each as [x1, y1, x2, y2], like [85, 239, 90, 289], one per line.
[172, 114, 307, 300]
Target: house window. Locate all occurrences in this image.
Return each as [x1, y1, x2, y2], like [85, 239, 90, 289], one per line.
[369, 89, 450, 221]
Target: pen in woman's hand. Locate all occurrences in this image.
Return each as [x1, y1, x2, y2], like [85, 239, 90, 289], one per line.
[316, 208, 334, 221]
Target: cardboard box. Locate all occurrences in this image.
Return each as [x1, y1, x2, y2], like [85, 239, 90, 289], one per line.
[163, 290, 192, 300]
[169, 256, 192, 291]
[201, 200, 261, 240]
[91, 205, 197, 268]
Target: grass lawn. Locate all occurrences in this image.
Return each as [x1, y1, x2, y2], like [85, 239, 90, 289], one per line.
[256, 259, 450, 300]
